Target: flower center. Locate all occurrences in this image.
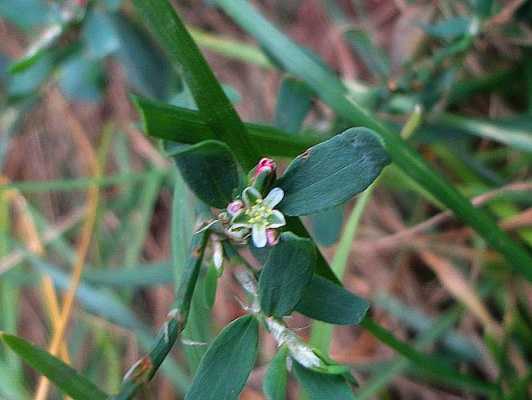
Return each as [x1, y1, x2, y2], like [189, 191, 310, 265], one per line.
[245, 199, 272, 226]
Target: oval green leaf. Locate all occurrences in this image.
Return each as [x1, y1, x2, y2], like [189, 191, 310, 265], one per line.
[293, 362, 355, 400]
[263, 346, 288, 400]
[0, 333, 108, 400]
[185, 315, 259, 400]
[172, 140, 241, 209]
[295, 275, 369, 325]
[307, 205, 344, 246]
[277, 128, 389, 216]
[259, 233, 316, 317]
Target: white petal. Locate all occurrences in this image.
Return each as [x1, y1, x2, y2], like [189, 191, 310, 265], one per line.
[252, 225, 267, 248]
[267, 210, 286, 228]
[263, 187, 284, 208]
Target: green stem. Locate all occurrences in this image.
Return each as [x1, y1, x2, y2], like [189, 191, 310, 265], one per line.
[111, 229, 208, 399]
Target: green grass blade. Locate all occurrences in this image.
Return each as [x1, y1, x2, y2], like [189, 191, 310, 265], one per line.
[216, 0, 532, 281]
[359, 317, 499, 395]
[133, 96, 320, 157]
[189, 27, 272, 69]
[0, 333, 108, 400]
[309, 186, 374, 353]
[0, 358, 29, 399]
[434, 114, 532, 153]
[30, 258, 190, 392]
[0, 171, 160, 193]
[356, 307, 463, 399]
[131, 0, 260, 169]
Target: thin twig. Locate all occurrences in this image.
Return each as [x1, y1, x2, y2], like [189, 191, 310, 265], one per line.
[364, 181, 532, 251]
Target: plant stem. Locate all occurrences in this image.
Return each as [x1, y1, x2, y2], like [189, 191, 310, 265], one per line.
[111, 229, 209, 399]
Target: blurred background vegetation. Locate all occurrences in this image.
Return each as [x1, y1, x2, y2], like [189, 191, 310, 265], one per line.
[0, 0, 531, 399]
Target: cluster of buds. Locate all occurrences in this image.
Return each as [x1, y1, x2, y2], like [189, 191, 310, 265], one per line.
[224, 158, 286, 248]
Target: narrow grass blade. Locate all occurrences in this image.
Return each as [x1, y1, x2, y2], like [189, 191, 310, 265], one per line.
[309, 186, 374, 352]
[360, 317, 499, 395]
[133, 96, 320, 157]
[0, 333, 108, 400]
[356, 307, 463, 399]
[434, 114, 532, 153]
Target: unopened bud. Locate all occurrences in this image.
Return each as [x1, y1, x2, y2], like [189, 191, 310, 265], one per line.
[252, 158, 277, 192]
[255, 158, 277, 176]
[226, 200, 244, 216]
[266, 229, 280, 246]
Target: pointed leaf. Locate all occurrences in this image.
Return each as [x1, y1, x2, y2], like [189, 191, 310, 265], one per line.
[185, 315, 259, 400]
[133, 96, 320, 158]
[259, 233, 316, 317]
[172, 140, 241, 208]
[263, 346, 288, 400]
[295, 275, 369, 325]
[0, 333, 108, 400]
[293, 362, 355, 400]
[277, 128, 389, 216]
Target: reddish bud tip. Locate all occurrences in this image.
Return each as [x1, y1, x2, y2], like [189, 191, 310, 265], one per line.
[266, 229, 280, 246]
[255, 158, 276, 177]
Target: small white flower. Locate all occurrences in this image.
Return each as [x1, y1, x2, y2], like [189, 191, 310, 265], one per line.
[229, 187, 286, 248]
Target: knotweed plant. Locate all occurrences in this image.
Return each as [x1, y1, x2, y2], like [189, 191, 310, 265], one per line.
[146, 126, 389, 400]
[2, 0, 531, 399]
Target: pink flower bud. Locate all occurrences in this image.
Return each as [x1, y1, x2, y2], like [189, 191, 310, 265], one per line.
[266, 229, 280, 246]
[255, 158, 277, 177]
[227, 200, 244, 216]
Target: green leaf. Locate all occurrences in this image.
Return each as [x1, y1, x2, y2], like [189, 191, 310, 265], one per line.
[277, 128, 389, 216]
[293, 362, 355, 400]
[58, 55, 104, 102]
[0, 0, 50, 30]
[185, 315, 259, 400]
[0, 333, 108, 400]
[216, 0, 532, 281]
[307, 206, 344, 246]
[7, 53, 53, 97]
[203, 264, 218, 309]
[108, 12, 176, 99]
[259, 233, 316, 317]
[295, 275, 369, 325]
[184, 270, 214, 373]
[263, 346, 288, 400]
[132, 0, 260, 169]
[82, 9, 121, 59]
[275, 77, 313, 133]
[133, 96, 321, 158]
[171, 140, 241, 209]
